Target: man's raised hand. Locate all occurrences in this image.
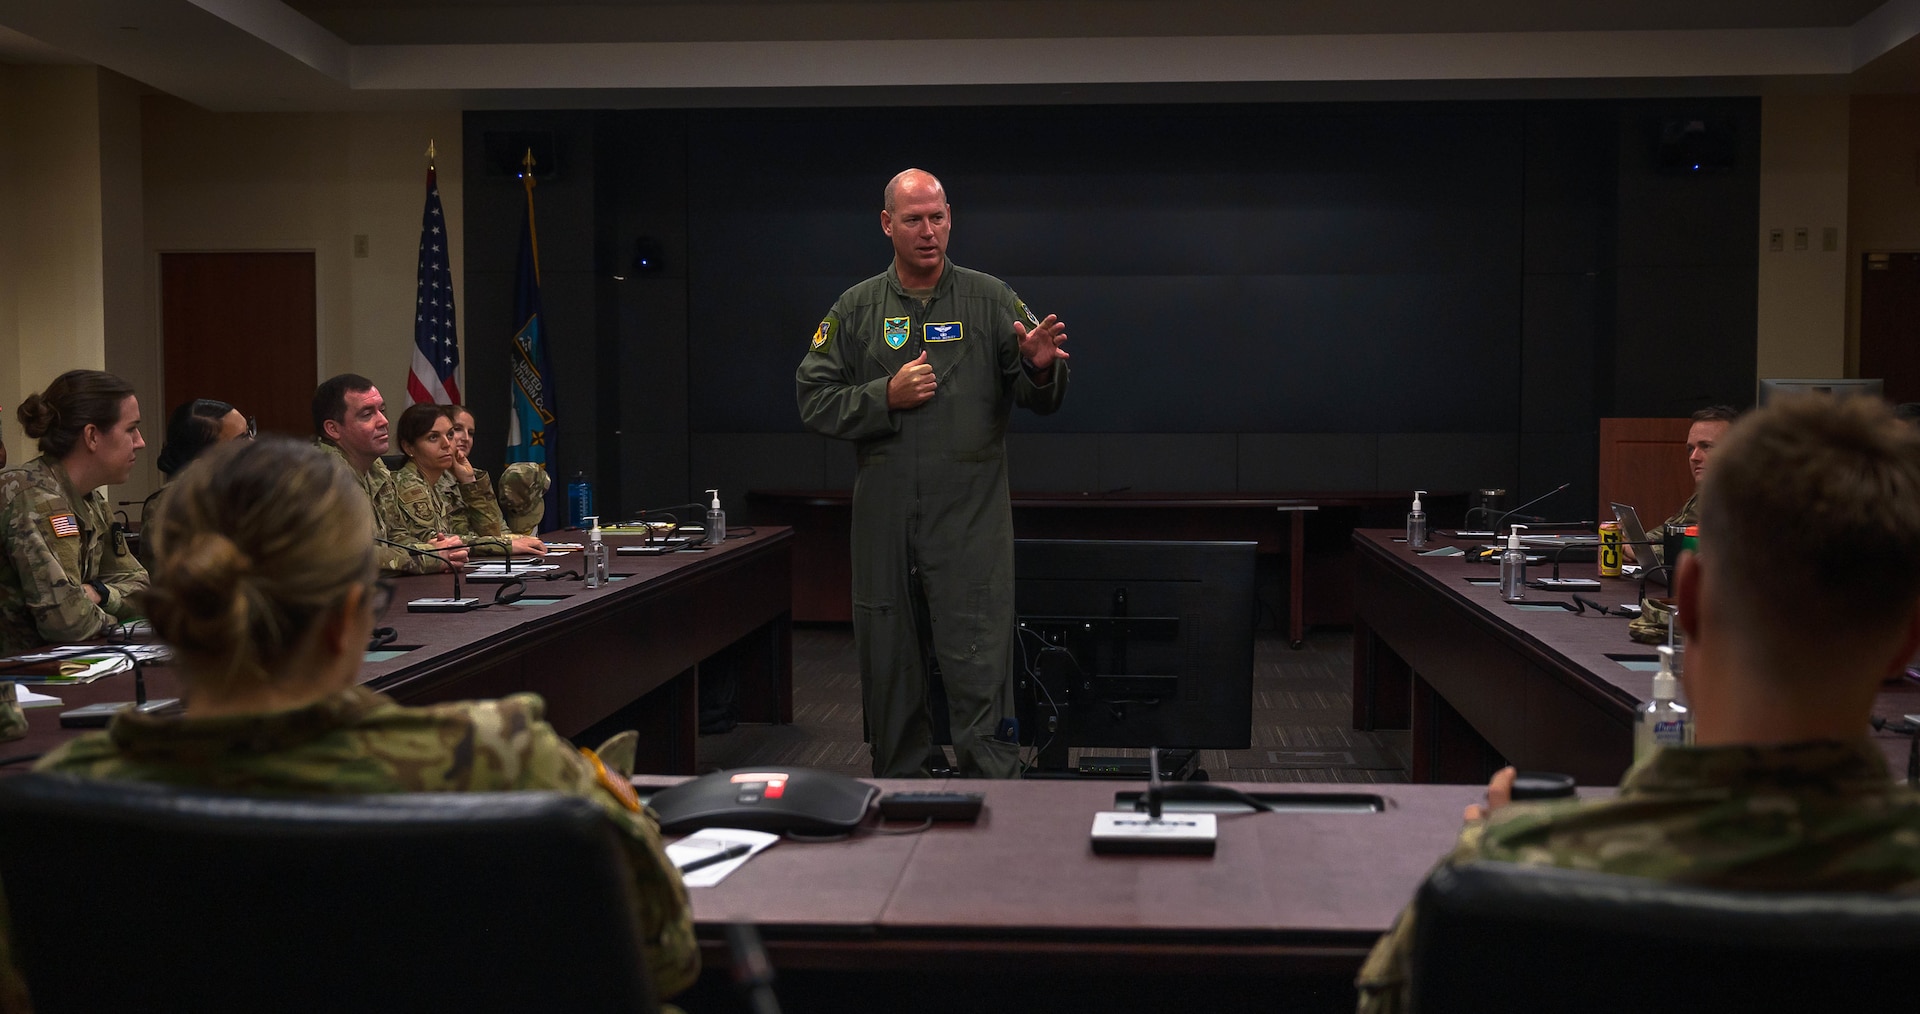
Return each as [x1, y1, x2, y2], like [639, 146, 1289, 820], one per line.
[1015, 313, 1069, 372]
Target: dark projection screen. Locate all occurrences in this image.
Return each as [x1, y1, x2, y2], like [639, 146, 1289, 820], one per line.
[684, 103, 1524, 435]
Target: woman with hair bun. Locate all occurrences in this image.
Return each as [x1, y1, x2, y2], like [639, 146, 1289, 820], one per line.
[0, 370, 149, 743]
[154, 398, 249, 478]
[31, 436, 696, 999]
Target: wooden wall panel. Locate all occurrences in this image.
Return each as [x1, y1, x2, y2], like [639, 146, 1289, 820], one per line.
[1597, 417, 1692, 527]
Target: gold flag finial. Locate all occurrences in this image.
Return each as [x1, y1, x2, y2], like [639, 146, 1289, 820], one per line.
[426, 139, 436, 169]
[521, 147, 536, 176]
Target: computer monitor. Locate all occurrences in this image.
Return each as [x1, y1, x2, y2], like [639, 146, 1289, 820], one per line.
[1012, 540, 1255, 775]
[1756, 378, 1884, 406]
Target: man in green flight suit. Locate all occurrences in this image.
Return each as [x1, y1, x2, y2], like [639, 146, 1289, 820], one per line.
[797, 168, 1070, 778]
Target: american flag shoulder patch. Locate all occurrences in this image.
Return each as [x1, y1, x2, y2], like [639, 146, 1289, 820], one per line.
[47, 513, 80, 538]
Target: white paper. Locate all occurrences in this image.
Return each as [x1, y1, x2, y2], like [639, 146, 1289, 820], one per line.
[665, 828, 778, 887]
[15, 687, 61, 708]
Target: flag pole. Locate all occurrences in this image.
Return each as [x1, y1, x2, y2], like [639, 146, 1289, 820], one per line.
[521, 148, 540, 286]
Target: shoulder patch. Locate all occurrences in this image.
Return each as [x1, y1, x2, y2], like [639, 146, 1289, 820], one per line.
[1017, 300, 1040, 327]
[47, 513, 79, 538]
[580, 747, 642, 812]
[810, 318, 835, 354]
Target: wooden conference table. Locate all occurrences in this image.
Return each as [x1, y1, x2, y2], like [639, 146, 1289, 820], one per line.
[1350, 528, 1920, 785]
[650, 774, 1534, 1013]
[751, 489, 1462, 647]
[2, 526, 794, 774]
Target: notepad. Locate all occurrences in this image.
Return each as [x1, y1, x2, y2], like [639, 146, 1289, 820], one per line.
[664, 829, 777, 887]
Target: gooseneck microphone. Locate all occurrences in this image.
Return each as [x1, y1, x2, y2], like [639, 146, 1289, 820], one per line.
[375, 538, 480, 612]
[1490, 482, 1571, 534]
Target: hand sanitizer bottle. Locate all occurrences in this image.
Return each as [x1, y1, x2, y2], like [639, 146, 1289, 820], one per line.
[1634, 645, 1692, 763]
[1498, 524, 1528, 602]
[705, 489, 726, 546]
[585, 516, 608, 588]
[1406, 489, 1429, 549]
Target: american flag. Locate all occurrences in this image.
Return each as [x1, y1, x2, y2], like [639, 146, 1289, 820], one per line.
[407, 164, 460, 406]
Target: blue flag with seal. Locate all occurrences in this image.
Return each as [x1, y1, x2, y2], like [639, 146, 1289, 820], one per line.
[505, 152, 558, 529]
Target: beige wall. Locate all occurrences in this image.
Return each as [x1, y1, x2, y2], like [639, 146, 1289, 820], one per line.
[1755, 94, 1850, 383]
[1846, 93, 1920, 376]
[0, 65, 108, 428]
[140, 98, 465, 435]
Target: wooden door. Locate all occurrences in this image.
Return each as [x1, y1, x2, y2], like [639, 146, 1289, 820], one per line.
[1597, 418, 1692, 527]
[1861, 251, 1920, 404]
[160, 252, 318, 438]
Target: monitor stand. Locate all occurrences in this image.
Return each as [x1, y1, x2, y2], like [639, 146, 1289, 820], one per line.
[1023, 748, 1202, 781]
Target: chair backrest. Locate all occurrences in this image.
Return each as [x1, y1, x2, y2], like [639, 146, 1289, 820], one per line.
[0, 773, 659, 1014]
[1410, 860, 1920, 1014]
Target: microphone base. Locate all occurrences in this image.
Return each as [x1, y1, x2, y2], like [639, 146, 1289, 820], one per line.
[407, 597, 482, 613]
[1088, 811, 1217, 855]
[59, 698, 183, 729]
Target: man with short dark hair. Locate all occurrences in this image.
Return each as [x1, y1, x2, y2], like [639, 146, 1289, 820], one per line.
[311, 374, 467, 575]
[1356, 394, 1920, 1012]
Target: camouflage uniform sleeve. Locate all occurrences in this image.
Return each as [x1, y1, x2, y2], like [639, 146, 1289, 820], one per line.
[368, 468, 447, 576]
[3, 484, 116, 642]
[444, 475, 511, 555]
[448, 696, 699, 997]
[1001, 285, 1068, 415]
[796, 301, 900, 442]
[86, 493, 148, 620]
[1354, 821, 1490, 1013]
[0, 683, 23, 743]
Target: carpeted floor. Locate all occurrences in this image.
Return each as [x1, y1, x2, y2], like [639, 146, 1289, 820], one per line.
[696, 624, 1411, 782]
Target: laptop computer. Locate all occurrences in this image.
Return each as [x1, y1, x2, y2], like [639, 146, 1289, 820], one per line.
[1610, 502, 1670, 583]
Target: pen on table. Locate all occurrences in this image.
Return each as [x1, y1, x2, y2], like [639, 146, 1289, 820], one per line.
[675, 842, 753, 874]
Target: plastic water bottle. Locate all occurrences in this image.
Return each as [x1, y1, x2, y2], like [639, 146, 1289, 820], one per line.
[1633, 645, 1692, 763]
[705, 488, 726, 546]
[1498, 524, 1527, 602]
[584, 516, 608, 589]
[566, 471, 593, 530]
[1406, 489, 1428, 549]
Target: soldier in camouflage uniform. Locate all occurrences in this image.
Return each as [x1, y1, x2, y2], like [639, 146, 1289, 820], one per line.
[310, 375, 468, 576]
[35, 688, 698, 999]
[11, 437, 696, 1007]
[1627, 407, 1736, 644]
[448, 406, 549, 535]
[1358, 394, 1920, 1013]
[390, 404, 547, 558]
[0, 371, 151, 744]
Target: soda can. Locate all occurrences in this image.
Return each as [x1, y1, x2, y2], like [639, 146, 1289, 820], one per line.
[1599, 521, 1622, 577]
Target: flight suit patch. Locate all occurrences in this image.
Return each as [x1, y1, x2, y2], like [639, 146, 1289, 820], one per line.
[810, 318, 835, 354]
[47, 513, 79, 539]
[924, 322, 963, 342]
[1017, 300, 1039, 327]
[883, 317, 909, 349]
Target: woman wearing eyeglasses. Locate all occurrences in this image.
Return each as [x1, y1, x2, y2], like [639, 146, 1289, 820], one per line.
[30, 437, 697, 997]
[154, 398, 251, 479]
[391, 404, 546, 557]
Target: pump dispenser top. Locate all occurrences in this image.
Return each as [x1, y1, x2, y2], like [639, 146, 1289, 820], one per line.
[1412, 490, 1426, 513]
[1507, 524, 1527, 549]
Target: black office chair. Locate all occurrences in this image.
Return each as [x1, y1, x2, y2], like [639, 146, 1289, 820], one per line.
[1409, 860, 1920, 1013]
[0, 773, 660, 1014]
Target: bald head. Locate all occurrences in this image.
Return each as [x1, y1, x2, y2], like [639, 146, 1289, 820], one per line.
[884, 168, 945, 213]
[881, 167, 952, 285]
